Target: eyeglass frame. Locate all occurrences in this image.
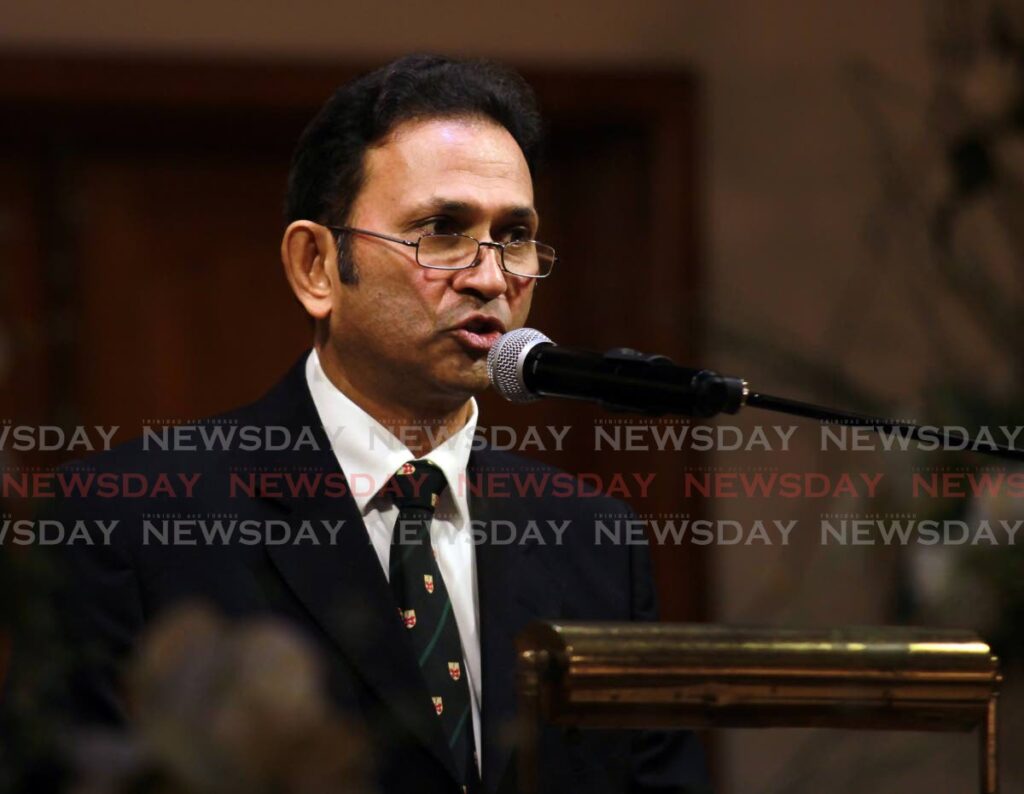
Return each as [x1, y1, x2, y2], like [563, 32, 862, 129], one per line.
[325, 224, 556, 279]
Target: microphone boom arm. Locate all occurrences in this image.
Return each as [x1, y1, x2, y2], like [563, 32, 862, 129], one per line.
[745, 390, 1024, 463]
[487, 329, 1024, 462]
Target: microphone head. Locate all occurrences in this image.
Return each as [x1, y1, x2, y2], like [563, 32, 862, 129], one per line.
[487, 327, 553, 403]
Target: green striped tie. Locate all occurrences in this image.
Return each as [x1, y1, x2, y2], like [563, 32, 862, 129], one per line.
[387, 459, 477, 788]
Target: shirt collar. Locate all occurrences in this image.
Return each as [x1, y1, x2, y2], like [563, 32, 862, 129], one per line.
[304, 349, 477, 521]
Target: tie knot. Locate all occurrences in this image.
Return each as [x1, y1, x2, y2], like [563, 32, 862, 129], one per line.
[387, 459, 448, 512]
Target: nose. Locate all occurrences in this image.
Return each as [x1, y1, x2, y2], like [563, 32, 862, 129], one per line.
[455, 242, 508, 299]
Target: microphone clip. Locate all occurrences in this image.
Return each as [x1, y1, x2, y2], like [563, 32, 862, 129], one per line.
[598, 347, 677, 415]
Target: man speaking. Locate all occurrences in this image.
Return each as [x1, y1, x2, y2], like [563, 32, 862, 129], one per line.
[57, 55, 709, 793]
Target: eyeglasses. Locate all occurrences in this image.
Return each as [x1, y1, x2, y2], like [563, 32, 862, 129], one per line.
[327, 225, 556, 279]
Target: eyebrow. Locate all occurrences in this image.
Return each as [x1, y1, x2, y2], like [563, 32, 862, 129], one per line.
[407, 198, 538, 225]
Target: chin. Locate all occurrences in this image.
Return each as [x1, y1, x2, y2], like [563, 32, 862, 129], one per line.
[453, 373, 490, 397]
[437, 362, 490, 398]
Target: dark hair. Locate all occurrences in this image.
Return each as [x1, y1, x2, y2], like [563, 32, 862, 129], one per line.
[285, 54, 544, 283]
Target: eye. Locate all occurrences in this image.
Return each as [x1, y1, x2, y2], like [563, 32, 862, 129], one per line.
[498, 225, 532, 243]
[419, 216, 459, 235]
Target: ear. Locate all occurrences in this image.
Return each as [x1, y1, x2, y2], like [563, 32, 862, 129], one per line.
[281, 221, 337, 320]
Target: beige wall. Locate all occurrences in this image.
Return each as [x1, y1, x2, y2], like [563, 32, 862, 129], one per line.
[9, 2, 1011, 792]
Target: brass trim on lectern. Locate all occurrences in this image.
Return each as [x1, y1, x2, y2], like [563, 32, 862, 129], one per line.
[516, 622, 1001, 794]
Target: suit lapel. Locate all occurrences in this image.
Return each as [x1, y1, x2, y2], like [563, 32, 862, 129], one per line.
[470, 450, 563, 794]
[248, 357, 458, 782]
[243, 359, 566, 790]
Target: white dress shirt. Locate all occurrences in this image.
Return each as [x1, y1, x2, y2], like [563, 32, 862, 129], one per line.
[304, 349, 482, 770]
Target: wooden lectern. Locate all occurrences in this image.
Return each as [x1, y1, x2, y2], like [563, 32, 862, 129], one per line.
[516, 622, 1001, 793]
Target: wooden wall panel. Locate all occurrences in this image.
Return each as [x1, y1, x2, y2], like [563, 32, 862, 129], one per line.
[72, 154, 308, 429]
[0, 157, 50, 474]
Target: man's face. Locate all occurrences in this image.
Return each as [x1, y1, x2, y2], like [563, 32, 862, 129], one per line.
[325, 116, 538, 414]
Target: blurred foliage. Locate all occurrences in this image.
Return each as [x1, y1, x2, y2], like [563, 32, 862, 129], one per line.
[713, 0, 1024, 662]
[851, 0, 1024, 662]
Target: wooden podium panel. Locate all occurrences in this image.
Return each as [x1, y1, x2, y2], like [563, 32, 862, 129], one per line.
[517, 622, 1001, 793]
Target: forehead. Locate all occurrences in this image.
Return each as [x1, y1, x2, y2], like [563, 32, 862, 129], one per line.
[356, 116, 535, 219]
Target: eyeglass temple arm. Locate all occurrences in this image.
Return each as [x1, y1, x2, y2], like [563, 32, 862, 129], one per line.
[329, 226, 418, 248]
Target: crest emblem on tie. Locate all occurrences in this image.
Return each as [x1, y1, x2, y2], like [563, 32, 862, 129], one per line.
[432, 696, 444, 715]
[448, 661, 461, 681]
[399, 462, 415, 476]
[423, 574, 434, 594]
[402, 609, 416, 629]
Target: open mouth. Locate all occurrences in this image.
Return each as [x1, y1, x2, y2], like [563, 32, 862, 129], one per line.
[451, 315, 507, 352]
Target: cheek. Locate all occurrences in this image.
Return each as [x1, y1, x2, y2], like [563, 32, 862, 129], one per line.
[406, 271, 459, 317]
[352, 273, 449, 339]
[508, 282, 535, 323]
[371, 262, 433, 309]
[332, 250, 455, 344]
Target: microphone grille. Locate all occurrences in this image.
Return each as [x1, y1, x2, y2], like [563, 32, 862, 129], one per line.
[487, 327, 552, 403]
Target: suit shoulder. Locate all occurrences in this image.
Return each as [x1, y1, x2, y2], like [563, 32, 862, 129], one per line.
[55, 363, 302, 475]
[470, 447, 635, 517]
[470, 446, 561, 474]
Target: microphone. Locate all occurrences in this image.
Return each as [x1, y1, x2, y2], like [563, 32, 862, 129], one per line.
[486, 328, 747, 418]
[485, 330, 1024, 462]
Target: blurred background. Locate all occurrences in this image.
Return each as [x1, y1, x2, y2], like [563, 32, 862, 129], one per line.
[1, 0, 1022, 792]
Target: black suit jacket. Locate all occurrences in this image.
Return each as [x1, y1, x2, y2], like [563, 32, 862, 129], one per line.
[50, 356, 708, 793]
